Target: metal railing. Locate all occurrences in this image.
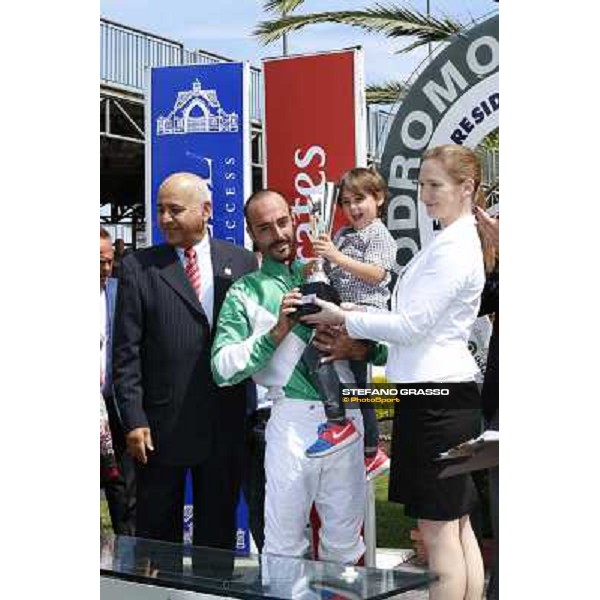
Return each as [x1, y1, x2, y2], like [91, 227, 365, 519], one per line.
[480, 148, 499, 188]
[101, 18, 183, 90]
[100, 18, 262, 122]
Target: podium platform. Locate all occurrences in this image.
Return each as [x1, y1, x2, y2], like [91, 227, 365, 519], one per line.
[101, 534, 433, 600]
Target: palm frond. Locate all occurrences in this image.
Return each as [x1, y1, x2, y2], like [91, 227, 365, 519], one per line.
[255, 4, 464, 52]
[366, 81, 408, 105]
[263, 0, 307, 15]
[478, 129, 499, 151]
[394, 37, 441, 55]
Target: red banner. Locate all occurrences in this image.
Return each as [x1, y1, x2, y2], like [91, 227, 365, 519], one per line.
[263, 49, 366, 259]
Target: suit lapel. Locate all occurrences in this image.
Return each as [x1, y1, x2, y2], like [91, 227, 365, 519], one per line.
[157, 245, 207, 317]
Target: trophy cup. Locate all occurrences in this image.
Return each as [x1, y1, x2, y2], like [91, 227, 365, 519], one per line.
[295, 181, 341, 319]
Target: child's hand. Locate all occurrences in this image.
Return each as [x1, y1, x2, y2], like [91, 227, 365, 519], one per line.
[313, 234, 338, 261]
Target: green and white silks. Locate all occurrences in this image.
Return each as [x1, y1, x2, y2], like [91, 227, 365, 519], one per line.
[211, 255, 388, 399]
[211, 256, 320, 401]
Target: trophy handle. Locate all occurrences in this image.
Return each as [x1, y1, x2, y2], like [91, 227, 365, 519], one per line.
[327, 183, 341, 237]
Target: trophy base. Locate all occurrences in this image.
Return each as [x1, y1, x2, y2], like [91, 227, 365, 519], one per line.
[295, 281, 341, 319]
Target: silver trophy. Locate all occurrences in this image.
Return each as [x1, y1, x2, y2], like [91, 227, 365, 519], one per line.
[296, 181, 342, 318]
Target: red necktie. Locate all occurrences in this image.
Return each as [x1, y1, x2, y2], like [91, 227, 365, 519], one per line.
[184, 247, 201, 298]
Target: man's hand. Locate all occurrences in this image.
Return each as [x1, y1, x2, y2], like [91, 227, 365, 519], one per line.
[270, 288, 303, 346]
[126, 427, 154, 464]
[312, 325, 371, 364]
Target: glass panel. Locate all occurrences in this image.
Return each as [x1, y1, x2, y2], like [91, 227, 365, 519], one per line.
[101, 535, 432, 599]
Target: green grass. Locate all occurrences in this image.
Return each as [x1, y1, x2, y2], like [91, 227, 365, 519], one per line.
[374, 475, 416, 548]
[101, 476, 416, 550]
[100, 498, 112, 536]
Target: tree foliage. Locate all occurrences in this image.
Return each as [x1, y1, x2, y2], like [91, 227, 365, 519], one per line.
[256, 3, 464, 54]
[366, 81, 408, 105]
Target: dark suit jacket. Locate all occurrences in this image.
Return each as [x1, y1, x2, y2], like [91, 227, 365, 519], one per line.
[112, 238, 258, 466]
[478, 267, 499, 428]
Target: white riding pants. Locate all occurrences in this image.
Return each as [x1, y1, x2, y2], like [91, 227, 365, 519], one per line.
[263, 398, 366, 564]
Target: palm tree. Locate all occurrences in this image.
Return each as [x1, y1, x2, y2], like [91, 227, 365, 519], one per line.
[256, 2, 481, 105]
[258, 2, 463, 53]
[365, 81, 410, 104]
[263, 0, 309, 55]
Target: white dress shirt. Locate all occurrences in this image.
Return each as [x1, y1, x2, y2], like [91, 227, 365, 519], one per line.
[177, 234, 215, 329]
[346, 214, 485, 382]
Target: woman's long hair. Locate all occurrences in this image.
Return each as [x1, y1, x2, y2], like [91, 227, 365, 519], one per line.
[422, 145, 496, 273]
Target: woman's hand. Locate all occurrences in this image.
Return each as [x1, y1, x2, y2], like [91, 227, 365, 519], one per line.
[474, 206, 499, 252]
[299, 298, 346, 326]
[312, 234, 339, 262]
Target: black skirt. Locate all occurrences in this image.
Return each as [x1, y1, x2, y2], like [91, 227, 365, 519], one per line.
[388, 382, 482, 521]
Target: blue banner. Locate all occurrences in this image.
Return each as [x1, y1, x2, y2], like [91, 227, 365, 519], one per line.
[235, 492, 251, 555]
[182, 470, 250, 556]
[147, 62, 250, 247]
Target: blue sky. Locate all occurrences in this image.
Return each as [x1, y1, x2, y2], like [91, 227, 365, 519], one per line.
[100, 0, 497, 85]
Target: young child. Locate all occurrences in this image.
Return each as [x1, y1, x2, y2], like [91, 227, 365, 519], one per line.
[304, 167, 397, 480]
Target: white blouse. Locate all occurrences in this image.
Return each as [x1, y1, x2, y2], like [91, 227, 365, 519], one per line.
[346, 214, 485, 383]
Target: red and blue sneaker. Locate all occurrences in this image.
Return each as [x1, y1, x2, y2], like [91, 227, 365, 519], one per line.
[305, 420, 360, 458]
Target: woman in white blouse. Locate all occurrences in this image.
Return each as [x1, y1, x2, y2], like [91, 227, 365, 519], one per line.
[302, 145, 495, 600]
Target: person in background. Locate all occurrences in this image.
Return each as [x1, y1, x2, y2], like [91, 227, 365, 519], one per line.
[100, 390, 120, 483]
[303, 167, 396, 480]
[111, 237, 128, 279]
[474, 205, 499, 600]
[211, 190, 369, 564]
[302, 145, 495, 600]
[112, 172, 257, 551]
[100, 226, 136, 535]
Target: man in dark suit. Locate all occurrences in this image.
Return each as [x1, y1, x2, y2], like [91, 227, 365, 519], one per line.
[112, 172, 257, 550]
[101, 226, 136, 535]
